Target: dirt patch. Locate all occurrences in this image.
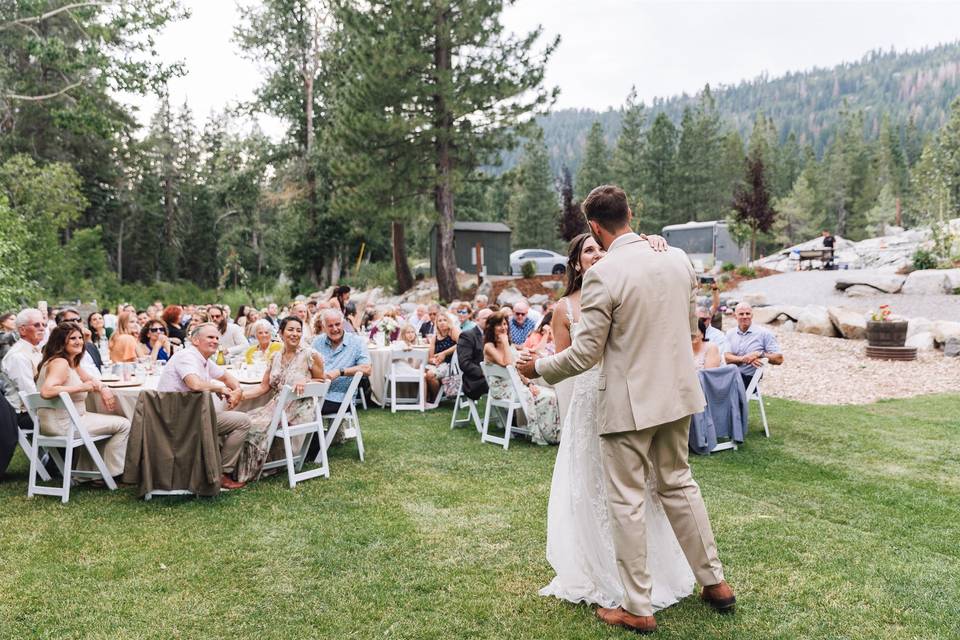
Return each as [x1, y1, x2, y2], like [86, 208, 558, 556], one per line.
[718, 266, 779, 291]
[460, 275, 564, 303]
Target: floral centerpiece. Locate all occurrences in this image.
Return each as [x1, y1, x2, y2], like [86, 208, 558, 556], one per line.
[866, 304, 907, 347]
[375, 315, 400, 345]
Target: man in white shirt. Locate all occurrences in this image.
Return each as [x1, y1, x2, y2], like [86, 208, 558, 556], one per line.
[1, 308, 45, 430]
[409, 305, 429, 333]
[208, 305, 247, 355]
[697, 306, 728, 356]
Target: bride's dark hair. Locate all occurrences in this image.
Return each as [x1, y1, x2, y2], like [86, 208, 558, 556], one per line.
[562, 233, 594, 298]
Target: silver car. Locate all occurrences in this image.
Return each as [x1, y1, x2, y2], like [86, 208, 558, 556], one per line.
[510, 249, 566, 276]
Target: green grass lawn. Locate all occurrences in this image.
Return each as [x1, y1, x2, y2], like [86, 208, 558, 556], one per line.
[1, 395, 958, 639]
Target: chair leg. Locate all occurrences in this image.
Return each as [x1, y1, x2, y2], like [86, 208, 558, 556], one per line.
[757, 393, 770, 437]
[503, 407, 513, 450]
[391, 378, 397, 414]
[281, 428, 297, 488]
[481, 400, 492, 443]
[470, 400, 482, 433]
[61, 444, 74, 503]
[26, 434, 40, 499]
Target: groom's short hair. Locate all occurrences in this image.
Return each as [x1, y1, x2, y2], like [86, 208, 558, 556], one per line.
[582, 185, 630, 232]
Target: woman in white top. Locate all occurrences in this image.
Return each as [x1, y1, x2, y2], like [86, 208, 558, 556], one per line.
[36, 323, 131, 478]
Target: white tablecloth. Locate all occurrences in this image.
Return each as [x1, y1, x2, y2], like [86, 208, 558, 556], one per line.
[87, 374, 269, 420]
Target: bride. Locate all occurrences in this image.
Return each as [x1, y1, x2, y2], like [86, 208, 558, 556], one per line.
[539, 232, 695, 610]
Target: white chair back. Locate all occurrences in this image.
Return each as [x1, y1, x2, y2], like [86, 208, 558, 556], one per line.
[479, 362, 530, 449]
[385, 348, 428, 412]
[320, 372, 365, 463]
[743, 363, 770, 438]
[262, 381, 332, 487]
[449, 351, 482, 432]
[20, 391, 117, 503]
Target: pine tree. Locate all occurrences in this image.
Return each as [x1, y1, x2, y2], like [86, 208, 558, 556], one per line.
[509, 127, 558, 250]
[557, 167, 587, 241]
[576, 121, 611, 200]
[639, 112, 678, 232]
[732, 156, 777, 260]
[611, 87, 645, 213]
[773, 167, 819, 246]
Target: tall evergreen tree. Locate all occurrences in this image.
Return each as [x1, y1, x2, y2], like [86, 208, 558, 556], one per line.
[611, 87, 646, 213]
[556, 167, 587, 241]
[508, 127, 557, 249]
[576, 121, 611, 200]
[639, 112, 678, 232]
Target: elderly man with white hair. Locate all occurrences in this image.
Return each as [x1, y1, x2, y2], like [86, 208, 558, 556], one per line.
[508, 300, 536, 346]
[311, 308, 372, 419]
[0, 308, 47, 471]
[724, 302, 784, 390]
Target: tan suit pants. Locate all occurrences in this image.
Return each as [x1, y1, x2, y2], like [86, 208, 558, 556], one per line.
[600, 415, 724, 616]
[216, 410, 251, 475]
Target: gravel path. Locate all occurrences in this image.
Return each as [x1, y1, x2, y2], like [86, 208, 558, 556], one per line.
[730, 269, 960, 321]
[752, 324, 960, 405]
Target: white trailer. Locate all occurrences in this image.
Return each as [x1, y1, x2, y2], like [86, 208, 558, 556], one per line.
[661, 220, 749, 269]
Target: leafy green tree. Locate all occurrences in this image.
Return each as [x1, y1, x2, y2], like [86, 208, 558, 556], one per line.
[611, 88, 645, 212]
[576, 121, 611, 200]
[639, 112, 678, 232]
[508, 127, 558, 249]
[0, 193, 31, 309]
[773, 166, 820, 246]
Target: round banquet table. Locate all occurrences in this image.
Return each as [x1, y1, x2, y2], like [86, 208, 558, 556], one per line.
[367, 345, 430, 406]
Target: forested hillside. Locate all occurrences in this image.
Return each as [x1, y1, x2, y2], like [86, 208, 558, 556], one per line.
[516, 42, 960, 174]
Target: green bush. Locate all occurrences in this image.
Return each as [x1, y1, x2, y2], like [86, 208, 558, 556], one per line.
[911, 248, 938, 271]
[340, 261, 399, 293]
[735, 266, 756, 278]
[721, 262, 736, 272]
[521, 260, 537, 279]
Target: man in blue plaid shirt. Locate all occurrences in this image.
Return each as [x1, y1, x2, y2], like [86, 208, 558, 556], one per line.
[508, 300, 536, 345]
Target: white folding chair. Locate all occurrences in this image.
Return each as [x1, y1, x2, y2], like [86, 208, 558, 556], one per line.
[320, 372, 365, 462]
[20, 391, 117, 503]
[17, 425, 51, 482]
[744, 363, 770, 438]
[262, 382, 332, 487]
[383, 348, 428, 413]
[449, 353, 482, 432]
[479, 363, 532, 450]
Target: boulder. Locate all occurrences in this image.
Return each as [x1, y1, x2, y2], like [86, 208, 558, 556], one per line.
[944, 268, 960, 292]
[529, 293, 550, 306]
[844, 285, 882, 297]
[350, 286, 383, 310]
[945, 338, 960, 358]
[931, 320, 960, 344]
[541, 279, 564, 291]
[751, 305, 804, 325]
[741, 292, 768, 306]
[796, 306, 838, 337]
[834, 274, 906, 294]
[781, 320, 796, 332]
[476, 279, 493, 299]
[827, 307, 867, 340]
[496, 286, 526, 307]
[902, 269, 951, 295]
[907, 317, 933, 339]
[905, 331, 936, 352]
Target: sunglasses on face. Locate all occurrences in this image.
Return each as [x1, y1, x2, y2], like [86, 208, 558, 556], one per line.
[149, 327, 166, 333]
[514, 312, 526, 317]
[456, 310, 469, 315]
[28, 322, 45, 328]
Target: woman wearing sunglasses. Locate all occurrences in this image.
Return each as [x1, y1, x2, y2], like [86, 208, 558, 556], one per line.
[137, 319, 174, 362]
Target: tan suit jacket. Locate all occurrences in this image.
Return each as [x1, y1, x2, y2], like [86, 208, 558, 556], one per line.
[538, 233, 706, 435]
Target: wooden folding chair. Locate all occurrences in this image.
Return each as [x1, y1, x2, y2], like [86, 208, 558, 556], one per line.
[20, 391, 117, 503]
[262, 381, 332, 487]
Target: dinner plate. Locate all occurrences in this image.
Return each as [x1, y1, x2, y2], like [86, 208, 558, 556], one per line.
[105, 379, 143, 388]
[237, 378, 262, 385]
[100, 375, 120, 382]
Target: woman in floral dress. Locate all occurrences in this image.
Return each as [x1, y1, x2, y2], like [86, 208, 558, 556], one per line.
[482, 311, 561, 445]
[236, 316, 325, 483]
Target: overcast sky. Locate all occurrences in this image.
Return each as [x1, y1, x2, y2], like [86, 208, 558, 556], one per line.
[126, 0, 960, 136]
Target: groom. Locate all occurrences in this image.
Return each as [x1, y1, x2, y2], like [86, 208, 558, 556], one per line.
[518, 185, 735, 634]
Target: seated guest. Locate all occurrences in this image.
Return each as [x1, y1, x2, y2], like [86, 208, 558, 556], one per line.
[108, 311, 140, 363]
[243, 308, 261, 340]
[508, 300, 536, 346]
[725, 302, 784, 390]
[453, 302, 475, 331]
[289, 302, 314, 345]
[418, 303, 439, 337]
[137, 310, 150, 327]
[234, 316, 325, 483]
[186, 310, 209, 336]
[138, 319, 174, 362]
[55, 308, 100, 377]
[456, 308, 491, 402]
[342, 302, 359, 334]
[523, 311, 555, 355]
[331, 285, 351, 314]
[264, 303, 281, 332]
[483, 311, 560, 445]
[697, 306, 728, 356]
[163, 305, 186, 345]
[312, 309, 372, 441]
[36, 323, 129, 478]
[208, 305, 247, 355]
[409, 305, 429, 333]
[1, 308, 45, 432]
[425, 313, 460, 401]
[472, 294, 488, 312]
[693, 318, 722, 370]
[245, 320, 281, 364]
[157, 323, 251, 490]
[87, 312, 107, 352]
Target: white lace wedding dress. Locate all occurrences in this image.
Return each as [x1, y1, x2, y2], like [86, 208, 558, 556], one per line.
[539, 314, 695, 610]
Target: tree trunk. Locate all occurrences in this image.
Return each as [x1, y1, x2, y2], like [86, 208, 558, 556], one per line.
[392, 220, 415, 294]
[304, 71, 321, 286]
[433, 8, 459, 302]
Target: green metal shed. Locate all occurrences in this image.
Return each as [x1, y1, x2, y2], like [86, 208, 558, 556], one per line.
[430, 221, 512, 277]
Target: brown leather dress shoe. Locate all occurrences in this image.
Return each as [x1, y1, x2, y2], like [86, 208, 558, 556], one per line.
[220, 475, 247, 491]
[596, 607, 657, 634]
[700, 580, 736, 612]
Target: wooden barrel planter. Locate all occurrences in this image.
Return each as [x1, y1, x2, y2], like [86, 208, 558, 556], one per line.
[866, 321, 908, 347]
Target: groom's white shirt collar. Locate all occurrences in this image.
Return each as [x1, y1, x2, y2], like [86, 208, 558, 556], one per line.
[607, 232, 641, 252]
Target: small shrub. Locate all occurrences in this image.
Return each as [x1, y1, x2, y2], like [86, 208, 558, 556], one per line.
[953, 287, 960, 295]
[912, 248, 938, 271]
[721, 262, 736, 272]
[521, 260, 537, 279]
[340, 261, 399, 293]
[735, 266, 756, 278]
